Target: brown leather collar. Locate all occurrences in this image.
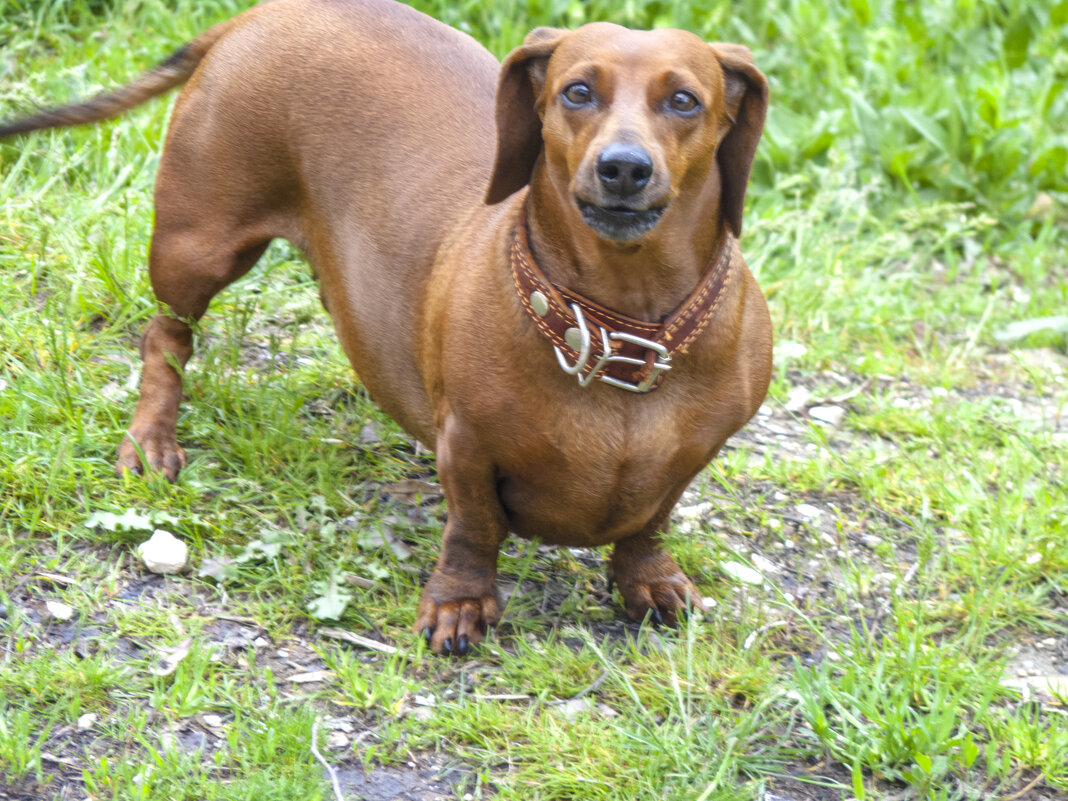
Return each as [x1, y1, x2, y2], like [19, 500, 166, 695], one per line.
[510, 207, 735, 392]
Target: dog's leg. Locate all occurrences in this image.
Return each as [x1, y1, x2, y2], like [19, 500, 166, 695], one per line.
[609, 520, 707, 627]
[116, 236, 269, 480]
[413, 410, 506, 654]
[117, 312, 195, 480]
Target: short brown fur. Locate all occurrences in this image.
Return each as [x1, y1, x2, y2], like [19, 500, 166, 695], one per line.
[1, 0, 773, 653]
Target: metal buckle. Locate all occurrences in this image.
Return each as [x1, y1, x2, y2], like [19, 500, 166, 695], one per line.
[553, 303, 671, 393]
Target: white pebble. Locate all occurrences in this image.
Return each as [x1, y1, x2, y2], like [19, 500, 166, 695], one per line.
[676, 502, 713, 519]
[76, 712, 97, 731]
[45, 600, 74, 621]
[784, 386, 812, 412]
[809, 405, 845, 427]
[721, 561, 764, 586]
[137, 530, 188, 574]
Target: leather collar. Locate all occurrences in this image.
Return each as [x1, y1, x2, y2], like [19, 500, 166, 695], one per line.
[510, 206, 736, 392]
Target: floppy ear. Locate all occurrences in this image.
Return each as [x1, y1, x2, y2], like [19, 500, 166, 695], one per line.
[484, 28, 566, 205]
[710, 43, 768, 236]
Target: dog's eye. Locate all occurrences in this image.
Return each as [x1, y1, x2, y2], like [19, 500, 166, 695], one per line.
[562, 82, 593, 108]
[668, 90, 700, 114]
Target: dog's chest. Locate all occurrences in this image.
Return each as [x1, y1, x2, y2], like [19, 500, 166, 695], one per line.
[490, 389, 716, 546]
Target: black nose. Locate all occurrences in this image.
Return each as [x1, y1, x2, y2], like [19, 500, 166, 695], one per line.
[596, 144, 653, 197]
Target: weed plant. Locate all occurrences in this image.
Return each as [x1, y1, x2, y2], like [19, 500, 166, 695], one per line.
[1, 0, 1066, 799]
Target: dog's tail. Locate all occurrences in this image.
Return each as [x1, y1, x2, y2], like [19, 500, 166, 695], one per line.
[0, 17, 240, 139]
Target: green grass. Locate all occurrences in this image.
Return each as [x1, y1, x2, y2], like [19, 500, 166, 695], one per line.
[2, 0, 1068, 799]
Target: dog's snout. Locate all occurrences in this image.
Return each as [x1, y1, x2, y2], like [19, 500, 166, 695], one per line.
[596, 144, 653, 197]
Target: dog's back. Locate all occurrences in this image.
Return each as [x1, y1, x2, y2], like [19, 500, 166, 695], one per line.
[150, 0, 502, 438]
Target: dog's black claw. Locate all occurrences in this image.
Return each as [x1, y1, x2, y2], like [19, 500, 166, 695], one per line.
[443, 637, 453, 654]
[457, 635, 470, 655]
[678, 607, 690, 623]
[422, 627, 432, 645]
[650, 608, 664, 627]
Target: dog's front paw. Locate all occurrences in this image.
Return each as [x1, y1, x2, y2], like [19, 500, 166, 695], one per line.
[612, 553, 706, 627]
[414, 585, 500, 656]
[116, 427, 187, 482]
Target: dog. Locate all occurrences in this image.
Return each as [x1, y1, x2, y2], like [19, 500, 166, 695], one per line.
[0, 0, 772, 654]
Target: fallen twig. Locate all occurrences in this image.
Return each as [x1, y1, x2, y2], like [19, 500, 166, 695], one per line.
[319, 626, 399, 655]
[1001, 772, 1044, 801]
[742, 620, 787, 650]
[311, 718, 344, 801]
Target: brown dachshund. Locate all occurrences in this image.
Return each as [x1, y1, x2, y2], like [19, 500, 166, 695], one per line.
[0, 0, 772, 653]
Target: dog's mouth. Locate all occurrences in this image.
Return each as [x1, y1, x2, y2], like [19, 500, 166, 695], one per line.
[576, 199, 666, 242]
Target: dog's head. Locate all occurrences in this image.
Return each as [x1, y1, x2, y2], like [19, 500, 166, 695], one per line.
[486, 23, 767, 242]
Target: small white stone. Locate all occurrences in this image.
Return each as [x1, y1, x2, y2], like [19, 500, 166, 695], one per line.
[809, 405, 845, 427]
[413, 694, 436, 707]
[784, 385, 812, 412]
[750, 553, 779, 574]
[676, 502, 713, 519]
[554, 697, 593, 721]
[45, 600, 74, 621]
[76, 712, 97, 731]
[1025, 553, 1042, 565]
[796, 503, 822, 519]
[826, 651, 842, 663]
[701, 597, 719, 609]
[721, 561, 764, 586]
[202, 714, 224, 728]
[137, 530, 188, 574]
[327, 731, 349, 750]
